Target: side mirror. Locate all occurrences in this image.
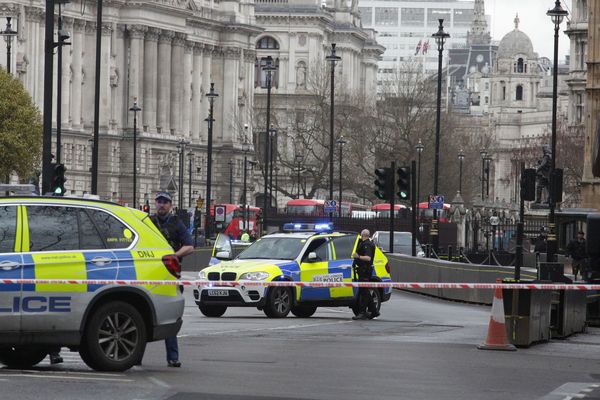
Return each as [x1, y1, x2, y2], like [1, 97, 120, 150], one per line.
[307, 252, 318, 262]
[215, 251, 231, 260]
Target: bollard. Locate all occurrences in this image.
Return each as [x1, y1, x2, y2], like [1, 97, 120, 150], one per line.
[426, 244, 432, 258]
[448, 245, 453, 262]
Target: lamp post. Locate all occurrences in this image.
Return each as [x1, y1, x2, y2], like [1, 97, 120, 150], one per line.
[546, 0, 568, 263]
[187, 150, 193, 208]
[480, 149, 488, 201]
[431, 19, 450, 254]
[415, 140, 424, 205]
[242, 135, 251, 231]
[268, 125, 277, 211]
[274, 166, 280, 206]
[458, 149, 465, 194]
[326, 43, 341, 205]
[1, 17, 17, 74]
[485, 156, 493, 199]
[129, 99, 141, 207]
[336, 136, 347, 217]
[205, 82, 218, 240]
[262, 56, 277, 233]
[228, 160, 234, 204]
[295, 154, 303, 199]
[176, 139, 188, 210]
[55, 1, 70, 165]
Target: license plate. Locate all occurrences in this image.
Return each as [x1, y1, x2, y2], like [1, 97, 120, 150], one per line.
[207, 289, 229, 297]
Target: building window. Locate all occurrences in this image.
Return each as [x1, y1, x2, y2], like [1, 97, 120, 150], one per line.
[427, 8, 451, 26]
[256, 36, 279, 50]
[401, 8, 424, 26]
[502, 84, 506, 101]
[580, 42, 587, 70]
[359, 7, 373, 26]
[516, 58, 524, 73]
[576, 93, 584, 123]
[453, 9, 474, 26]
[484, 96, 489, 105]
[516, 85, 523, 101]
[375, 7, 398, 26]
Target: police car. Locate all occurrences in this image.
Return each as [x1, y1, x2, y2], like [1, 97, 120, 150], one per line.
[0, 196, 184, 371]
[193, 224, 392, 318]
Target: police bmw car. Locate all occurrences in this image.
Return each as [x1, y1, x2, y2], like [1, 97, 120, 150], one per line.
[194, 224, 392, 318]
[0, 196, 184, 371]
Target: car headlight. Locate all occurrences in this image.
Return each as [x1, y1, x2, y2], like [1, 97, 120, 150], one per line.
[239, 271, 270, 281]
[198, 271, 206, 280]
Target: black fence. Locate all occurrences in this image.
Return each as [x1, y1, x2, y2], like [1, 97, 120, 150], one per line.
[465, 220, 548, 254]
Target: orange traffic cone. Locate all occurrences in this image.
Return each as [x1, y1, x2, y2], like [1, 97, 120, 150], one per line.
[478, 282, 516, 351]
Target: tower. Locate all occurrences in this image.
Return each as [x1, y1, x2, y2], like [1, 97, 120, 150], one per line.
[467, 0, 491, 46]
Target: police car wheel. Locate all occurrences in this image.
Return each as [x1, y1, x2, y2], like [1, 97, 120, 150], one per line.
[198, 304, 227, 317]
[80, 301, 147, 372]
[263, 287, 292, 318]
[0, 347, 48, 369]
[290, 305, 317, 318]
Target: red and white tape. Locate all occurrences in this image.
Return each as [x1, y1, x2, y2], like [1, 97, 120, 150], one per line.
[2, 279, 600, 290]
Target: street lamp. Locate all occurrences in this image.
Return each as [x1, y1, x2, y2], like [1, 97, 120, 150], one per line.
[546, 0, 568, 263]
[205, 82, 218, 240]
[129, 98, 141, 207]
[262, 56, 277, 233]
[431, 19, 450, 253]
[415, 140, 424, 206]
[268, 124, 277, 211]
[458, 149, 465, 194]
[294, 154, 303, 199]
[242, 127, 252, 231]
[326, 43, 341, 206]
[176, 139, 188, 210]
[228, 160, 234, 204]
[484, 156, 493, 200]
[187, 150, 193, 208]
[480, 149, 488, 201]
[1, 17, 17, 74]
[55, 1, 70, 165]
[336, 136, 347, 217]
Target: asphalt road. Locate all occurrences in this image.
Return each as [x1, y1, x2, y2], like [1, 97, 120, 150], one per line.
[1, 281, 600, 400]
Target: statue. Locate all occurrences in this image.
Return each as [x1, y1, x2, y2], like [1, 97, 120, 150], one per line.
[535, 145, 552, 204]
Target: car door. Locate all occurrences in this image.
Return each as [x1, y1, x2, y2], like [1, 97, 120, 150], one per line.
[329, 234, 359, 299]
[0, 204, 22, 333]
[298, 237, 332, 301]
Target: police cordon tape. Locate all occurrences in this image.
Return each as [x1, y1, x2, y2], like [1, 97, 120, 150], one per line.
[1, 279, 600, 290]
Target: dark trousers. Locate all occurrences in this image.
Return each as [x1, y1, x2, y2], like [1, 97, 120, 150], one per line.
[165, 336, 179, 361]
[356, 271, 373, 314]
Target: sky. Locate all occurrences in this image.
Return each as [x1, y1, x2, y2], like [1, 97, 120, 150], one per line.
[486, 0, 572, 61]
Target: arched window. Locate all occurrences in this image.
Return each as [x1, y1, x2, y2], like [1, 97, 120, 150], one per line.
[256, 36, 280, 50]
[516, 84, 523, 101]
[517, 58, 524, 73]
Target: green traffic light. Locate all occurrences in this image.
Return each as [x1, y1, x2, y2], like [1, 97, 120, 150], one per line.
[399, 191, 408, 199]
[54, 187, 63, 195]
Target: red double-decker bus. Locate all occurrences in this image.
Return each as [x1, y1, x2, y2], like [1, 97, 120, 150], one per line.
[417, 202, 450, 223]
[371, 203, 408, 218]
[210, 204, 261, 239]
[285, 199, 369, 217]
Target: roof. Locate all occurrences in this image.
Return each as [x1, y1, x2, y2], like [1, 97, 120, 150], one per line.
[497, 15, 535, 59]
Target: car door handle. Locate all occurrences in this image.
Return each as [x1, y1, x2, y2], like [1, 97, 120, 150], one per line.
[0, 260, 21, 270]
[90, 256, 113, 266]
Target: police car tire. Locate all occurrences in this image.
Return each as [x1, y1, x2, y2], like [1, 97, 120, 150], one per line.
[0, 347, 48, 369]
[290, 305, 317, 318]
[263, 287, 292, 318]
[79, 301, 147, 372]
[198, 304, 227, 317]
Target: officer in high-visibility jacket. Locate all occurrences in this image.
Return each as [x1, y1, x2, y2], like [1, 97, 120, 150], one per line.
[352, 229, 379, 320]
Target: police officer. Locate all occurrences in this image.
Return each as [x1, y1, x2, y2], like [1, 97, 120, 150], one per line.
[150, 192, 194, 367]
[352, 229, 379, 320]
[567, 231, 587, 280]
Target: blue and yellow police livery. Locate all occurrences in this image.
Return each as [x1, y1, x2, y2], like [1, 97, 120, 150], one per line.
[0, 197, 184, 371]
[194, 225, 391, 318]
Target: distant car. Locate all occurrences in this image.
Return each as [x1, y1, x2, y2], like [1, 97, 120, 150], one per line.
[194, 225, 392, 318]
[372, 231, 425, 257]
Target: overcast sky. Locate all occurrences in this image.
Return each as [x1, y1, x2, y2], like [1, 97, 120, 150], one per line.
[486, 0, 572, 61]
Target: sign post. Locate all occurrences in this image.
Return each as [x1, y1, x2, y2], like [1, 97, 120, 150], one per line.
[324, 199, 337, 214]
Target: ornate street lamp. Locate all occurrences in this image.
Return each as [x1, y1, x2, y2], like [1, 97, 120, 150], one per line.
[336, 136, 347, 217]
[187, 150, 194, 208]
[268, 124, 277, 211]
[415, 140, 424, 205]
[326, 43, 341, 207]
[485, 155, 493, 199]
[458, 149, 465, 194]
[205, 82, 218, 239]
[546, 0, 568, 262]
[262, 56, 277, 232]
[176, 139, 188, 210]
[1, 17, 17, 74]
[242, 124, 251, 231]
[431, 19, 450, 253]
[129, 99, 141, 207]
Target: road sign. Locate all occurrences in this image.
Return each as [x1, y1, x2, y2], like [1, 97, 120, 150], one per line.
[428, 194, 445, 210]
[324, 199, 337, 213]
[214, 205, 226, 222]
[196, 199, 204, 209]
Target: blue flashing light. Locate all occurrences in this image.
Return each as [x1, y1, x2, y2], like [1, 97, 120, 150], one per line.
[314, 223, 332, 231]
[282, 222, 333, 232]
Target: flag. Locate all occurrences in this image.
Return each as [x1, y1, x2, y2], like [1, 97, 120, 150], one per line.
[415, 40, 422, 56]
[422, 40, 430, 55]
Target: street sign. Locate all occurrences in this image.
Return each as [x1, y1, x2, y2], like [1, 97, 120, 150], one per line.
[324, 199, 337, 213]
[196, 199, 204, 209]
[214, 205, 226, 222]
[428, 194, 445, 210]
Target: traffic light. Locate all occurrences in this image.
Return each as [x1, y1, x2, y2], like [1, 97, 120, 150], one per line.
[374, 167, 392, 200]
[143, 200, 150, 214]
[51, 163, 66, 196]
[521, 168, 536, 201]
[396, 166, 411, 200]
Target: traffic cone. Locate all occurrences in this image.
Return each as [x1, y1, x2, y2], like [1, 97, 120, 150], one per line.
[478, 282, 517, 351]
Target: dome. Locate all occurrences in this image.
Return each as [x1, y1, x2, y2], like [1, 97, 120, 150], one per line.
[497, 14, 535, 59]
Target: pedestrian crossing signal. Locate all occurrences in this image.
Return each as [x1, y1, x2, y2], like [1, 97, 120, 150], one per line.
[396, 166, 411, 200]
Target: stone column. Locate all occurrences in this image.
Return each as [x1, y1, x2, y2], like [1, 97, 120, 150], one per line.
[191, 43, 203, 142]
[182, 41, 194, 138]
[157, 30, 174, 133]
[170, 33, 185, 135]
[222, 47, 241, 142]
[143, 28, 160, 131]
[200, 45, 213, 141]
[288, 33, 297, 91]
[244, 49, 256, 128]
[127, 24, 146, 127]
[99, 23, 113, 129]
[71, 19, 85, 129]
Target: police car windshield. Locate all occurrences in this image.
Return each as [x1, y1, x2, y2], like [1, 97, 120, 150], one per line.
[237, 237, 305, 260]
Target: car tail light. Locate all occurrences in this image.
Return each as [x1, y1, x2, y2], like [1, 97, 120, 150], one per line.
[385, 262, 390, 274]
[162, 255, 181, 279]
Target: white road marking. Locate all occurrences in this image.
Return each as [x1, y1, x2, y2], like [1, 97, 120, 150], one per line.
[178, 320, 353, 337]
[147, 376, 171, 389]
[14, 369, 124, 377]
[0, 373, 132, 382]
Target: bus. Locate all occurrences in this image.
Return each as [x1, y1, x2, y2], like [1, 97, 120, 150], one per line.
[371, 203, 408, 218]
[285, 199, 370, 217]
[210, 204, 261, 239]
[417, 202, 450, 223]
